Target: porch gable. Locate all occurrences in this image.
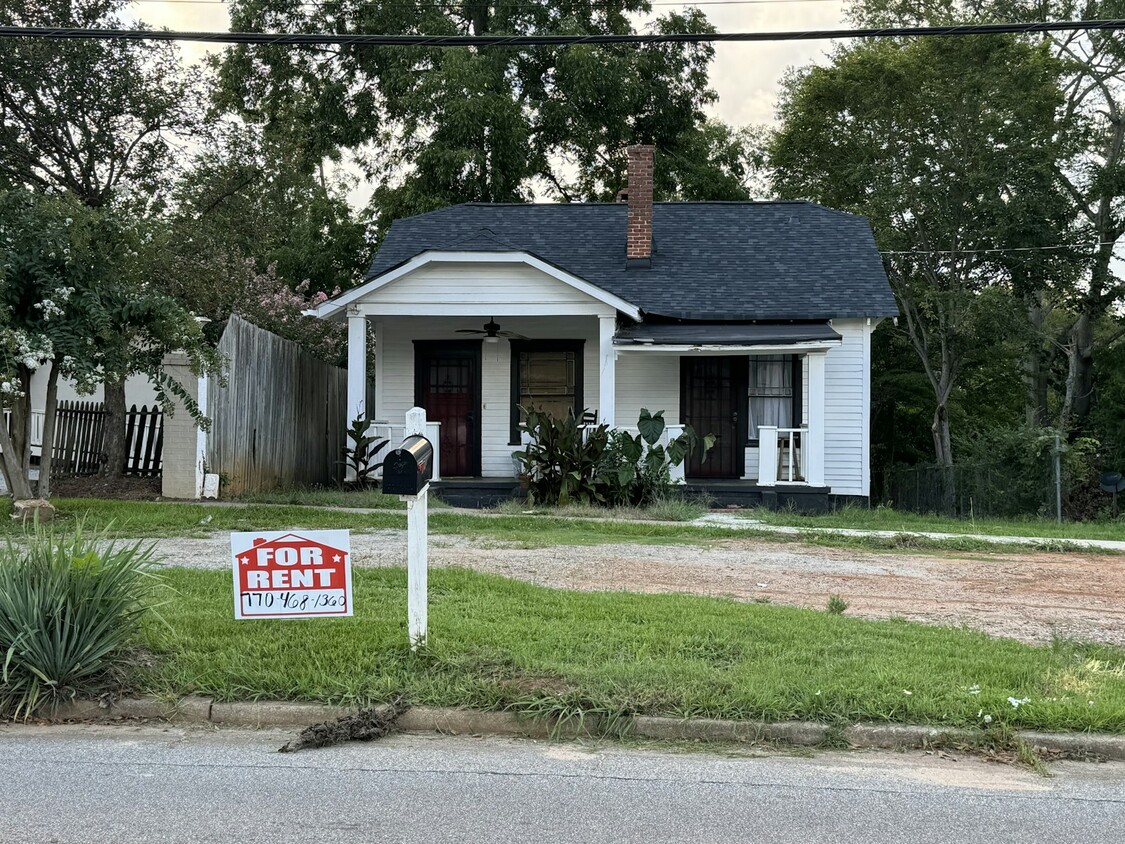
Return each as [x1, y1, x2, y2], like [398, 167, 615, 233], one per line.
[316, 251, 641, 320]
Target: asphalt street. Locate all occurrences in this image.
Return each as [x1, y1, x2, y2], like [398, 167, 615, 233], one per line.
[2, 723, 1124, 843]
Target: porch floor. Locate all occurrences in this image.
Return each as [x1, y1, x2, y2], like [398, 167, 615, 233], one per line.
[431, 478, 831, 512]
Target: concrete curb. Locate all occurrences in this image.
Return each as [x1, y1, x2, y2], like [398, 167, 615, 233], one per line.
[39, 697, 1125, 760]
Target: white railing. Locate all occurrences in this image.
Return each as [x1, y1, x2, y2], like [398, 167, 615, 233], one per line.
[1, 409, 45, 457]
[368, 420, 442, 481]
[757, 426, 807, 486]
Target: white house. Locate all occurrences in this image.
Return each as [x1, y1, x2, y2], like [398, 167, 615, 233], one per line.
[315, 146, 898, 508]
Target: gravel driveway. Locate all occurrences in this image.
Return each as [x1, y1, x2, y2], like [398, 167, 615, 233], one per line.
[151, 530, 1125, 647]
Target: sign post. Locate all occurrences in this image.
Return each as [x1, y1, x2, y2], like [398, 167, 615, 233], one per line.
[402, 407, 429, 649]
[231, 530, 353, 620]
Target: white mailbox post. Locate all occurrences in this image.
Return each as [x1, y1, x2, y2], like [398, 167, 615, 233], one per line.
[401, 407, 430, 649]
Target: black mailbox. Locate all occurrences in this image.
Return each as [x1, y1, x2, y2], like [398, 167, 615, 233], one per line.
[382, 435, 434, 495]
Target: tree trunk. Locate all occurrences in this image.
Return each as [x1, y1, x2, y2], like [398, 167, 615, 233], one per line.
[0, 400, 34, 500]
[36, 362, 61, 498]
[101, 377, 128, 477]
[1071, 311, 1096, 425]
[9, 366, 33, 475]
[1062, 311, 1096, 431]
[1023, 299, 1048, 427]
[931, 401, 953, 467]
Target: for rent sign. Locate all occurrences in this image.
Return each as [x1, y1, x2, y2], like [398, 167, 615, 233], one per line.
[231, 530, 353, 620]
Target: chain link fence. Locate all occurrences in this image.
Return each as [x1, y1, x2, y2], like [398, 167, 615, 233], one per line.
[879, 459, 1058, 519]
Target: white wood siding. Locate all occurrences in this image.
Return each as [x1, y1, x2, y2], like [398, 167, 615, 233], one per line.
[824, 319, 867, 495]
[377, 315, 600, 477]
[614, 354, 681, 429]
[364, 262, 614, 310]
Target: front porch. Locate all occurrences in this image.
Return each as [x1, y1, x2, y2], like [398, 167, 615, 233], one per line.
[344, 311, 835, 496]
[316, 252, 851, 504]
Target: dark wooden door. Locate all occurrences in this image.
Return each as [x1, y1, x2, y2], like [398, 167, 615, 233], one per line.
[415, 342, 482, 477]
[681, 357, 747, 479]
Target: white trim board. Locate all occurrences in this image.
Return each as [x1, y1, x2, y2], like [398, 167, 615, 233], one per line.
[614, 341, 842, 355]
[316, 251, 642, 321]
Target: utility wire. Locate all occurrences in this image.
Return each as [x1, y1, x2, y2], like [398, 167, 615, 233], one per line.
[1, 19, 1124, 46]
[127, 0, 846, 4]
[881, 241, 1120, 256]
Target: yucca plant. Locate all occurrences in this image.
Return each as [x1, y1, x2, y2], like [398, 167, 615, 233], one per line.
[0, 524, 159, 719]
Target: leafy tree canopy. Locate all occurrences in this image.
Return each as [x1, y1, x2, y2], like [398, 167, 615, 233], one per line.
[0, 189, 218, 495]
[167, 123, 370, 300]
[771, 34, 1073, 465]
[0, 0, 203, 206]
[216, 1, 759, 236]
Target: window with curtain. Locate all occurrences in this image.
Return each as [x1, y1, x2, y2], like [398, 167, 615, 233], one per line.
[510, 341, 583, 442]
[748, 355, 796, 441]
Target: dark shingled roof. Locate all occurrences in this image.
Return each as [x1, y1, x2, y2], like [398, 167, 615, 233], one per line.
[367, 201, 898, 321]
[614, 322, 843, 346]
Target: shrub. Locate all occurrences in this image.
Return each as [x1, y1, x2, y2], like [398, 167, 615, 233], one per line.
[513, 408, 610, 506]
[0, 526, 159, 718]
[515, 407, 715, 507]
[826, 595, 849, 615]
[598, 409, 714, 506]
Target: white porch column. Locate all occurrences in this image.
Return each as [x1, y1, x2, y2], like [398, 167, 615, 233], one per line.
[347, 308, 367, 424]
[806, 350, 826, 487]
[598, 314, 617, 427]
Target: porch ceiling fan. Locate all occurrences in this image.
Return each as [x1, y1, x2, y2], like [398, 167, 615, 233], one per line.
[455, 317, 527, 342]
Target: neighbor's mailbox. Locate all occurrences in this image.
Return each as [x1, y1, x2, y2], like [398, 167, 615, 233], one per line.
[382, 435, 434, 496]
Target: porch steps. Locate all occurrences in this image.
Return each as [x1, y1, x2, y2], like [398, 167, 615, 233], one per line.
[431, 479, 523, 509]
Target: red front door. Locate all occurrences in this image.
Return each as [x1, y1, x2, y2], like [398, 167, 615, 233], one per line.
[415, 342, 482, 477]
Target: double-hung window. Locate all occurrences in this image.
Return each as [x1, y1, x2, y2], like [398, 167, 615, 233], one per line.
[748, 355, 799, 441]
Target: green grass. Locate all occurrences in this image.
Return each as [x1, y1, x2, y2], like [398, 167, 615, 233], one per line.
[430, 512, 736, 547]
[0, 499, 406, 538]
[492, 497, 708, 523]
[140, 567, 1125, 733]
[6, 499, 1112, 554]
[746, 504, 1125, 542]
[234, 487, 410, 510]
[1, 499, 739, 545]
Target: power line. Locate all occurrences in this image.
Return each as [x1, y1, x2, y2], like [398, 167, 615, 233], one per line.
[1, 18, 1123, 46]
[127, 0, 846, 4]
[881, 241, 1121, 256]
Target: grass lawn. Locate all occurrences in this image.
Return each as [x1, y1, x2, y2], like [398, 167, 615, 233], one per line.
[141, 567, 1125, 734]
[0, 499, 743, 545]
[234, 488, 411, 510]
[747, 505, 1125, 542]
[0, 498, 407, 538]
[4, 498, 1115, 554]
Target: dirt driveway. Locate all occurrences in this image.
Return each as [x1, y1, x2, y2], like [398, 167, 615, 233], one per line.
[154, 531, 1125, 647]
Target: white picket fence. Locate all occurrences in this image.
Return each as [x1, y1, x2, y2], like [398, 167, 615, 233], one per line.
[1, 409, 45, 457]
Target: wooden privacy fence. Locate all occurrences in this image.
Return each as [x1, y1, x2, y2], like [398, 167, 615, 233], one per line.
[50, 401, 164, 478]
[206, 316, 347, 494]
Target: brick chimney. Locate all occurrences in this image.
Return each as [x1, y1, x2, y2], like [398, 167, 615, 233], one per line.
[624, 144, 654, 265]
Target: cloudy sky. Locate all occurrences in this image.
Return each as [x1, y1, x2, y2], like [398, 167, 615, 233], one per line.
[130, 0, 848, 128]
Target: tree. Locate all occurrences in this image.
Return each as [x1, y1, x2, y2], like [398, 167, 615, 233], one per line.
[0, 0, 210, 478]
[215, 1, 758, 238]
[0, 190, 217, 498]
[0, 0, 200, 206]
[771, 35, 1071, 465]
[848, 0, 1125, 432]
[165, 125, 369, 304]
